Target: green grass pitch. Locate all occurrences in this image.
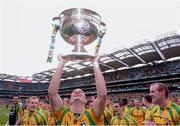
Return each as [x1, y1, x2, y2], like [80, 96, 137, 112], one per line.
[0, 105, 9, 125]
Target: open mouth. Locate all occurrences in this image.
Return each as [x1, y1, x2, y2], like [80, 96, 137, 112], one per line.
[74, 94, 81, 97]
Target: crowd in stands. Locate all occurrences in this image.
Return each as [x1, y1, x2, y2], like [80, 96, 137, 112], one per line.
[0, 59, 179, 91]
[0, 59, 179, 104]
[54, 59, 180, 87]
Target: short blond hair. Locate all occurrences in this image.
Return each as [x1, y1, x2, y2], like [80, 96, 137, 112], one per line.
[150, 82, 169, 98]
[28, 96, 39, 103]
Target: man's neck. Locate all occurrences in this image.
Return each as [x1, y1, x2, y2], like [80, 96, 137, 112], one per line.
[159, 99, 168, 109]
[147, 103, 153, 109]
[118, 111, 124, 119]
[135, 106, 140, 109]
[70, 101, 85, 114]
[29, 110, 35, 116]
[14, 102, 18, 106]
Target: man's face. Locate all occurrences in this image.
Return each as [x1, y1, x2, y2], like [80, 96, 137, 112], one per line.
[42, 103, 49, 111]
[25, 98, 29, 109]
[70, 89, 86, 104]
[12, 96, 19, 105]
[39, 101, 44, 109]
[113, 103, 122, 115]
[48, 104, 53, 114]
[86, 100, 93, 109]
[63, 98, 70, 106]
[143, 98, 148, 108]
[134, 100, 140, 107]
[177, 98, 180, 105]
[25, 99, 28, 105]
[89, 101, 94, 108]
[130, 100, 134, 107]
[63, 98, 68, 103]
[28, 99, 39, 112]
[149, 84, 162, 104]
[106, 99, 110, 106]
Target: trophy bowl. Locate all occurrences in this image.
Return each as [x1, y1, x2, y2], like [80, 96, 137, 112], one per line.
[52, 8, 106, 61]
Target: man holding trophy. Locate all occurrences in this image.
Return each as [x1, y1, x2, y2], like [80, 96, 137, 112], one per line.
[48, 8, 107, 125]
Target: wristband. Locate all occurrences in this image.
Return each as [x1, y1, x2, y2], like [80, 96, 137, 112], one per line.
[93, 62, 99, 68]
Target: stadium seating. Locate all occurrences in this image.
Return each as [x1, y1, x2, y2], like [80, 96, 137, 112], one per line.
[0, 59, 179, 103]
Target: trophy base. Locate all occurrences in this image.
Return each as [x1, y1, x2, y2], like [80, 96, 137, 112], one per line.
[64, 52, 95, 61]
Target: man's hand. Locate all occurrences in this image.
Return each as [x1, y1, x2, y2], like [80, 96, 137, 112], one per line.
[93, 55, 100, 63]
[57, 55, 68, 65]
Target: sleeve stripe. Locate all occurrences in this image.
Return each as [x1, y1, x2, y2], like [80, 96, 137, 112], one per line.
[127, 115, 138, 125]
[36, 111, 47, 125]
[167, 108, 176, 124]
[58, 107, 70, 125]
[127, 114, 138, 125]
[34, 114, 40, 125]
[169, 102, 180, 123]
[22, 114, 28, 124]
[106, 108, 112, 118]
[170, 102, 180, 117]
[111, 116, 117, 124]
[84, 110, 96, 125]
[124, 116, 130, 125]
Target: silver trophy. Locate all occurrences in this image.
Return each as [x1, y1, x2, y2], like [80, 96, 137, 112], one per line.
[47, 8, 106, 62]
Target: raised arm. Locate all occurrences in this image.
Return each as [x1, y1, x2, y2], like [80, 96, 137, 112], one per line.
[48, 55, 67, 112]
[92, 55, 107, 117]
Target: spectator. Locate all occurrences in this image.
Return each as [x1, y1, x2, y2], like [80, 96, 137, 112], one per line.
[85, 99, 93, 109]
[63, 98, 70, 107]
[8, 95, 24, 125]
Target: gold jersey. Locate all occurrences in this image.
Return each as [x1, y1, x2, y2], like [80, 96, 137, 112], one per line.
[54, 106, 103, 125]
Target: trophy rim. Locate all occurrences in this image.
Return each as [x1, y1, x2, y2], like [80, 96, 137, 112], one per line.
[59, 8, 101, 21]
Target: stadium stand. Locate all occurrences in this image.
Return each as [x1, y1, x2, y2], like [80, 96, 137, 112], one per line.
[0, 34, 180, 103]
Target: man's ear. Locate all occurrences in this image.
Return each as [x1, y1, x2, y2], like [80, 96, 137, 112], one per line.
[161, 90, 166, 97]
[69, 99, 73, 105]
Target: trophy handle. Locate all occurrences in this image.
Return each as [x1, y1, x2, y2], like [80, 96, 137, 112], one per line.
[47, 24, 59, 63]
[99, 22, 106, 38]
[95, 22, 106, 54]
[52, 17, 59, 21]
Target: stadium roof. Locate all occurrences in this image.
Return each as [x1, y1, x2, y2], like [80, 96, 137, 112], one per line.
[0, 34, 180, 83]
